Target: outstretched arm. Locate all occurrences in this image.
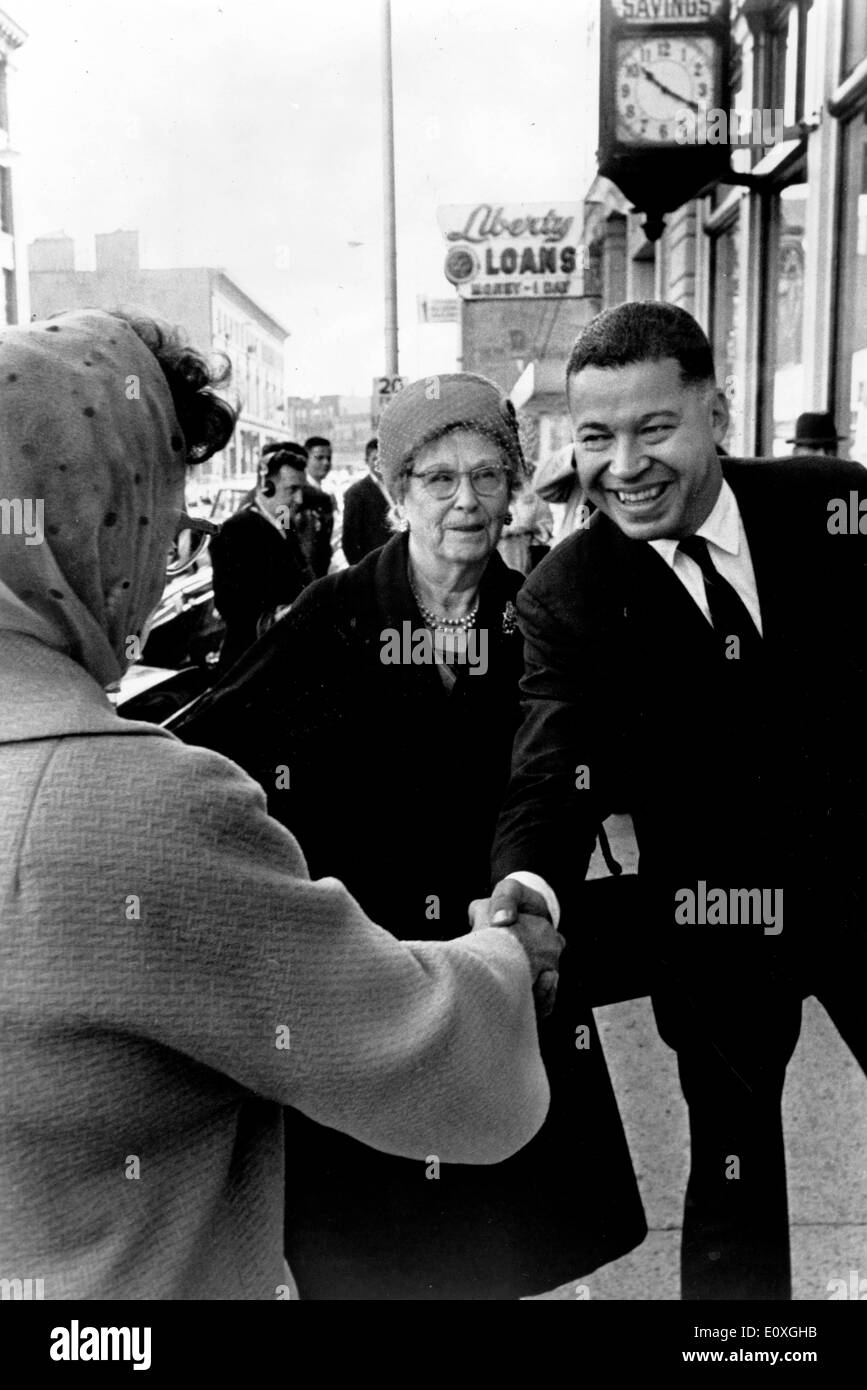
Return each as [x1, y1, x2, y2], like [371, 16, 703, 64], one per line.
[28, 736, 555, 1166]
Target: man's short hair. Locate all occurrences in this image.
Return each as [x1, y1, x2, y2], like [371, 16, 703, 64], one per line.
[566, 301, 716, 387]
[305, 435, 331, 452]
[365, 437, 379, 458]
[260, 441, 308, 480]
[262, 439, 307, 458]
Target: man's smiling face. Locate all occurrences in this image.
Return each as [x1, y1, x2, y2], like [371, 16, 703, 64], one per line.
[568, 356, 728, 541]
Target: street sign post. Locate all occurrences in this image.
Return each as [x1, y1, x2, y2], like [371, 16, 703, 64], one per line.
[371, 373, 407, 428]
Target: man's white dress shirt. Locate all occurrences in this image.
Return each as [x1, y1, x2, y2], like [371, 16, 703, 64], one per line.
[253, 494, 287, 537]
[648, 478, 762, 635]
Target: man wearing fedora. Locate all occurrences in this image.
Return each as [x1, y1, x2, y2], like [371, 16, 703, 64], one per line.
[787, 411, 846, 458]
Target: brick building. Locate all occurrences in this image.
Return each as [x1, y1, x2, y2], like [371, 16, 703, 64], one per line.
[29, 229, 289, 484]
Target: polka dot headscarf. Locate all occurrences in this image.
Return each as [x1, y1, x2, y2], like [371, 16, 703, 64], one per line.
[0, 309, 187, 687]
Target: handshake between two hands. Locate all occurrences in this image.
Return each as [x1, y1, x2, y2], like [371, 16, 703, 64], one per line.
[468, 879, 565, 1019]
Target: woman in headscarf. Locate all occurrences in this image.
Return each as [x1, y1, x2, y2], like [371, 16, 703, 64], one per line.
[172, 372, 647, 1300]
[0, 311, 562, 1299]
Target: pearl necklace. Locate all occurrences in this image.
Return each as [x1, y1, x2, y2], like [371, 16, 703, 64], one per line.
[410, 579, 479, 632]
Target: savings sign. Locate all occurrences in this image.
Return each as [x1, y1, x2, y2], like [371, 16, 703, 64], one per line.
[437, 203, 587, 300]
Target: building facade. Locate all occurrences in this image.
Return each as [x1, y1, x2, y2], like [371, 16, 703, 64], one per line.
[28, 230, 289, 484]
[436, 202, 603, 464]
[588, 0, 867, 464]
[285, 395, 374, 457]
[497, 296, 603, 461]
[0, 7, 26, 326]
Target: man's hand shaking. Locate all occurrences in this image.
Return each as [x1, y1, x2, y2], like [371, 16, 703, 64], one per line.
[470, 877, 563, 1018]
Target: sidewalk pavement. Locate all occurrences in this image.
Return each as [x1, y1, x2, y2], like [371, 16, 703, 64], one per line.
[534, 815, 867, 1301]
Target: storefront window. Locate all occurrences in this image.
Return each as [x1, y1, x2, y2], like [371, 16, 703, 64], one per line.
[844, 0, 867, 79]
[781, 4, 801, 127]
[836, 113, 867, 467]
[729, 30, 754, 176]
[768, 180, 807, 455]
[711, 213, 746, 456]
[766, 1, 809, 127]
[803, 0, 823, 123]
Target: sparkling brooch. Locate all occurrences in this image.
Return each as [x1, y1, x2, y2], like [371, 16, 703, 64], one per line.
[502, 601, 519, 635]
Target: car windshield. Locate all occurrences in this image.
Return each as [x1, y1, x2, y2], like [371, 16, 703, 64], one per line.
[209, 487, 252, 524]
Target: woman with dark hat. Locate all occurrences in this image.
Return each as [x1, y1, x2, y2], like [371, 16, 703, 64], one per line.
[172, 371, 646, 1300]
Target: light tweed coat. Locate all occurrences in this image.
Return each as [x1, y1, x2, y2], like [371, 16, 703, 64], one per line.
[0, 633, 549, 1300]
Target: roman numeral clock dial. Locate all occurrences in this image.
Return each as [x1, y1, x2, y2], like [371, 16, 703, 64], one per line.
[616, 34, 716, 144]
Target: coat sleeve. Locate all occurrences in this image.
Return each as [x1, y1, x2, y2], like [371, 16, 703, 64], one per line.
[210, 515, 271, 637]
[23, 735, 550, 1166]
[341, 485, 365, 566]
[491, 577, 612, 902]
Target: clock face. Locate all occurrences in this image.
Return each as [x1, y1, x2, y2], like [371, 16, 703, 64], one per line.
[615, 34, 717, 145]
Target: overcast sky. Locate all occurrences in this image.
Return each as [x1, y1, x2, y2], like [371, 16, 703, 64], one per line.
[11, 0, 599, 396]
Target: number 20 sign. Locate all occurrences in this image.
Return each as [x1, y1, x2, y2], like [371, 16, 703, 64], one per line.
[374, 375, 407, 400]
[371, 374, 407, 425]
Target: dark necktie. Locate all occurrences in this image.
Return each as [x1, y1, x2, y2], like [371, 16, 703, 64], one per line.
[677, 534, 762, 659]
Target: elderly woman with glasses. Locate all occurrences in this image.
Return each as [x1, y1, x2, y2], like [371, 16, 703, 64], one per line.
[0, 327, 571, 1299]
[173, 372, 646, 1302]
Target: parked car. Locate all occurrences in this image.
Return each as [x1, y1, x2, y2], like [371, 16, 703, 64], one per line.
[113, 662, 213, 724]
[138, 485, 257, 670]
[209, 485, 253, 524]
[118, 489, 250, 720]
[139, 554, 222, 671]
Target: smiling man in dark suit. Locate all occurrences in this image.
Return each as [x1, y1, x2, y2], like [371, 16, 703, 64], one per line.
[487, 301, 867, 1301]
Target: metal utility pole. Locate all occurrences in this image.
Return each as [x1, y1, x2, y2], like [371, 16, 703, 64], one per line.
[382, 0, 399, 376]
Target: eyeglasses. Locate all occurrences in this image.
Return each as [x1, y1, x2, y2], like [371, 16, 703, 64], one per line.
[167, 510, 221, 577]
[408, 463, 509, 500]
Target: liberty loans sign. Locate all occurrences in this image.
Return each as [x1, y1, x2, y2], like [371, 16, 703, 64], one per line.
[437, 203, 589, 300]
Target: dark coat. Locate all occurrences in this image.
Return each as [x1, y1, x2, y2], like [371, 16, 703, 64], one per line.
[493, 456, 867, 965]
[172, 531, 646, 1300]
[210, 504, 313, 674]
[342, 473, 392, 565]
[489, 455, 867, 1301]
[295, 482, 335, 578]
[177, 532, 528, 931]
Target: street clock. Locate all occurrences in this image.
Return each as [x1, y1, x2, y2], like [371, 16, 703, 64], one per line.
[599, 0, 731, 241]
[615, 32, 719, 142]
